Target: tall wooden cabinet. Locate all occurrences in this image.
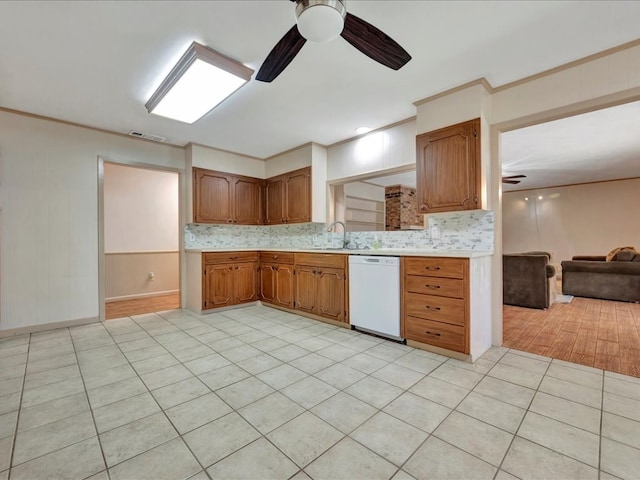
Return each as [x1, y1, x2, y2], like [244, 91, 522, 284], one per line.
[264, 167, 311, 224]
[416, 118, 481, 213]
[202, 252, 259, 310]
[193, 168, 263, 224]
[293, 253, 347, 323]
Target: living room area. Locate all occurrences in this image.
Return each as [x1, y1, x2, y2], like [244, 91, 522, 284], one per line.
[500, 100, 640, 378]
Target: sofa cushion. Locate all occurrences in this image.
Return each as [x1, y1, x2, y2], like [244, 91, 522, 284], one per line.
[606, 246, 637, 261]
[612, 250, 640, 262]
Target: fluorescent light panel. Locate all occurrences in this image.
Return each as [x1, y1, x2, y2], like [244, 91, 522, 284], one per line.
[146, 42, 254, 124]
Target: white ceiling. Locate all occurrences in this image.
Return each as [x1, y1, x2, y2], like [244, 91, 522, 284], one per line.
[501, 100, 640, 192]
[1, 1, 640, 159]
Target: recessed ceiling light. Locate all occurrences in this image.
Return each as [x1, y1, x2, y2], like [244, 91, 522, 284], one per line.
[356, 127, 372, 135]
[146, 42, 254, 124]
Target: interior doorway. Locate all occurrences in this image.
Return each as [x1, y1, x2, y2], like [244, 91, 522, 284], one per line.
[102, 162, 180, 319]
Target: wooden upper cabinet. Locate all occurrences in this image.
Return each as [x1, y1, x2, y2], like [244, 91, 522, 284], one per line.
[285, 168, 311, 223]
[265, 167, 311, 225]
[233, 176, 263, 225]
[416, 118, 481, 214]
[193, 169, 233, 223]
[264, 177, 285, 225]
[193, 167, 263, 225]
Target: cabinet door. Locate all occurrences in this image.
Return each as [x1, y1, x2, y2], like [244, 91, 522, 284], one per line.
[294, 265, 316, 314]
[260, 263, 276, 304]
[285, 168, 311, 223]
[265, 177, 285, 225]
[204, 264, 234, 309]
[234, 262, 259, 303]
[274, 264, 295, 308]
[416, 119, 480, 213]
[193, 168, 233, 223]
[234, 176, 263, 225]
[316, 267, 346, 322]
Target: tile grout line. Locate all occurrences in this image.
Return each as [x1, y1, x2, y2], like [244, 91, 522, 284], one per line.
[6, 335, 30, 479]
[68, 327, 113, 480]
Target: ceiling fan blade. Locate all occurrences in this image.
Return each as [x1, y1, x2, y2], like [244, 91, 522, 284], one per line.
[340, 13, 411, 70]
[502, 174, 527, 180]
[256, 25, 307, 82]
[502, 179, 521, 184]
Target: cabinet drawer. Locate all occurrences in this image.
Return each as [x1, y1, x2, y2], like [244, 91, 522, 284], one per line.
[295, 253, 346, 269]
[204, 251, 258, 264]
[404, 292, 465, 326]
[404, 257, 465, 279]
[404, 316, 467, 353]
[404, 275, 464, 298]
[259, 251, 294, 264]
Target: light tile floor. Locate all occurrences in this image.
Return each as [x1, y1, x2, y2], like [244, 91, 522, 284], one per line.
[1, 304, 639, 480]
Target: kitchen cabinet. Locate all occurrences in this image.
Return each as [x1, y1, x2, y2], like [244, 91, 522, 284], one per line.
[193, 167, 263, 224]
[401, 256, 469, 354]
[202, 252, 259, 310]
[259, 251, 294, 309]
[265, 167, 311, 224]
[294, 253, 347, 323]
[416, 118, 481, 213]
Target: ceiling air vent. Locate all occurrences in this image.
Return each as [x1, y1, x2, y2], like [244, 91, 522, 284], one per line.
[128, 130, 166, 142]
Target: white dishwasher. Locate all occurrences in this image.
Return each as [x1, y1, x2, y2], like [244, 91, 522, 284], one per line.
[348, 256, 402, 341]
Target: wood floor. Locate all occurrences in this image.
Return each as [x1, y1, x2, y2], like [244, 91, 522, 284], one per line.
[503, 295, 640, 378]
[105, 292, 181, 320]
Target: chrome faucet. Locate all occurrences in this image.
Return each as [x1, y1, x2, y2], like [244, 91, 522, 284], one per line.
[326, 221, 348, 249]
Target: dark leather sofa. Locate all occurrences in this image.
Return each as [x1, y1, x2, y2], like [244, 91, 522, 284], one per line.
[561, 250, 640, 303]
[503, 251, 557, 309]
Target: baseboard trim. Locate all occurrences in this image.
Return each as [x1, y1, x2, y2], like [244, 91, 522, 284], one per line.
[0, 316, 100, 339]
[406, 339, 471, 362]
[106, 290, 180, 302]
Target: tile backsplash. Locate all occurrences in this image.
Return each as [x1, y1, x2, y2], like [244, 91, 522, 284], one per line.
[185, 210, 494, 251]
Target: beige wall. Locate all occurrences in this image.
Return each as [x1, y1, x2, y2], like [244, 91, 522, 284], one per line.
[503, 178, 640, 268]
[104, 163, 179, 253]
[105, 252, 179, 300]
[0, 109, 184, 331]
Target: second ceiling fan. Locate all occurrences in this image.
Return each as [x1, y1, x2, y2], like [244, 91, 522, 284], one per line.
[256, 0, 412, 82]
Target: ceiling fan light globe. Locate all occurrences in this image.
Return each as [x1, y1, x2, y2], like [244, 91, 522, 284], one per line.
[296, 0, 346, 43]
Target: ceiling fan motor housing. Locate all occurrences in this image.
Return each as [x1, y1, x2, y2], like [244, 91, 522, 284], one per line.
[295, 0, 347, 42]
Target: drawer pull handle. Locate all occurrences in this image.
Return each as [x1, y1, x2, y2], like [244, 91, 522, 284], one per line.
[425, 284, 441, 289]
[272, 255, 278, 259]
[425, 266, 441, 271]
[230, 256, 238, 260]
[425, 306, 441, 311]
[425, 330, 441, 337]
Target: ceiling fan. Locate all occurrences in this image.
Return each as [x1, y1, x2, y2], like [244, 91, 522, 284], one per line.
[502, 175, 527, 185]
[256, 0, 412, 83]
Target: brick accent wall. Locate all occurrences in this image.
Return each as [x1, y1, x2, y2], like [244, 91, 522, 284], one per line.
[385, 185, 423, 230]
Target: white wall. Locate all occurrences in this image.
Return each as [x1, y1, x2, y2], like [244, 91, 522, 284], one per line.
[327, 119, 416, 181]
[265, 144, 312, 178]
[503, 178, 640, 266]
[0, 110, 184, 331]
[104, 163, 178, 252]
[344, 182, 385, 201]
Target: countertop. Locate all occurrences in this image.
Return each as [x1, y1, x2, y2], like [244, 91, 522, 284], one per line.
[185, 247, 493, 258]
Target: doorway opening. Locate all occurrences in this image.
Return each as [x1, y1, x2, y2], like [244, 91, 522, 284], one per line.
[102, 162, 180, 319]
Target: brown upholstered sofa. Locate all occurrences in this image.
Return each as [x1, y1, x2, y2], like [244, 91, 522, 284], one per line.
[503, 251, 557, 309]
[561, 250, 640, 303]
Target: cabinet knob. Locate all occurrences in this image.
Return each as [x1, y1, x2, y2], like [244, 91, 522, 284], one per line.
[227, 219, 233, 223]
[425, 330, 441, 337]
[272, 255, 278, 259]
[420, 205, 427, 211]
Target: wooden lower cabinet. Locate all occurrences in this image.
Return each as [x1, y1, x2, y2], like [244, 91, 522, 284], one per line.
[294, 254, 347, 323]
[259, 252, 295, 309]
[402, 256, 469, 354]
[202, 252, 259, 310]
